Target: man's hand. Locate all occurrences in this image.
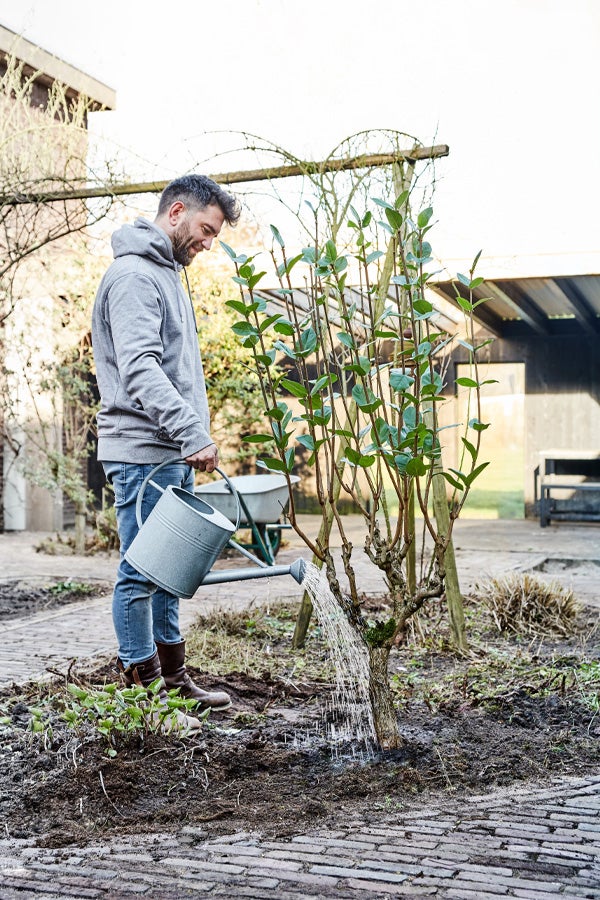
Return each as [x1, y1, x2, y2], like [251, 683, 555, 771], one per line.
[185, 444, 219, 472]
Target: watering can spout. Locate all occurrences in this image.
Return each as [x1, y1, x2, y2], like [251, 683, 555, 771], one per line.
[198, 558, 307, 587]
[289, 558, 307, 585]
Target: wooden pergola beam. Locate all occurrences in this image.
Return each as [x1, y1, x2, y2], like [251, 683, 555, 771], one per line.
[1, 144, 449, 206]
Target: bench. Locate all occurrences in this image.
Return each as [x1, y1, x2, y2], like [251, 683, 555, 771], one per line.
[540, 480, 600, 527]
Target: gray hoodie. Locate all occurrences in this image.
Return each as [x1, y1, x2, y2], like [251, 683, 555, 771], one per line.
[92, 217, 212, 463]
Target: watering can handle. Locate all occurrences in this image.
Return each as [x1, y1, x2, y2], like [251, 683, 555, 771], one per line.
[134, 460, 242, 531]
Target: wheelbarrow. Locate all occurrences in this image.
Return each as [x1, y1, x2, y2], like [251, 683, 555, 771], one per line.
[194, 473, 300, 565]
[124, 461, 306, 599]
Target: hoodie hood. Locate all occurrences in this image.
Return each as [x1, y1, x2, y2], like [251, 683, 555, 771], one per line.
[111, 217, 177, 269]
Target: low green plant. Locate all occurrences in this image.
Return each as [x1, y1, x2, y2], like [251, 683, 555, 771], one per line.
[48, 580, 94, 596]
[391, 650, 600, 716]
[62, 682, 207, 756]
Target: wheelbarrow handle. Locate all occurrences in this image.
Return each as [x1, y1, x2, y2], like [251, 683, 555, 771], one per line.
[135, 460, 241, 531]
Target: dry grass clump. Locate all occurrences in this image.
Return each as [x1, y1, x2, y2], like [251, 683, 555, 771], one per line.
[473, 572, 581, 637]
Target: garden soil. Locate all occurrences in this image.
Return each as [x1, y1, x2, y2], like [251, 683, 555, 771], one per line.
[1, 584, 599, 849]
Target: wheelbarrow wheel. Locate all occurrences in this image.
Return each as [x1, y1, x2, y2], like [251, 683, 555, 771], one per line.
[255, 523, 282, 563]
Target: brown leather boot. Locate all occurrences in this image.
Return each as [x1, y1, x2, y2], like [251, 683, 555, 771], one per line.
[116, 650, 202, 732]
[156, 640, 231, 712]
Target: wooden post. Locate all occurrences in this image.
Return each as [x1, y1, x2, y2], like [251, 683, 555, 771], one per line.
[425, 407, 468, 652]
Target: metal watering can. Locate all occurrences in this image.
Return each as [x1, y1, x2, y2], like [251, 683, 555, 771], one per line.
[124, 460, 306, 599]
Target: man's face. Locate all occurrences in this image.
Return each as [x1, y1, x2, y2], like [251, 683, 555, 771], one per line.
[171, 203, 225, 267]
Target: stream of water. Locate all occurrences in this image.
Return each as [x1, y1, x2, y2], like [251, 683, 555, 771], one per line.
[300, 561, 376, 754]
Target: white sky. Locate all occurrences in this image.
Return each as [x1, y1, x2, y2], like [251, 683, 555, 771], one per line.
[1, 0, 599, 276]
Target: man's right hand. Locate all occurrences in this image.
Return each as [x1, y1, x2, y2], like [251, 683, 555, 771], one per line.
[185, 444, 219, 473]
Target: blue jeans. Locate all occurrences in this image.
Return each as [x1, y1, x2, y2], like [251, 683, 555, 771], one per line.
[102, 461, 195, 669]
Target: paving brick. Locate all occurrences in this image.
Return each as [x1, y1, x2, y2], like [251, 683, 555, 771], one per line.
[295, 836, 377, 851]
[445, 892, 514, 900]
[162, 857, 245, 874]
[248, 868, 339, 888]
[203, 843, 264, 857]
[246, 857, 302, 872]
[511, 892, 593, 900]
[343, 879, 436, 896]
[0, 877, 101, 897]
[419, 875, 509, 893]
[457, 869, 563, 891]
[427, 860, 513, 877]
[355, 859, 424, 876]
[540, 841, 600, 855]
[309, 864, 408, 884]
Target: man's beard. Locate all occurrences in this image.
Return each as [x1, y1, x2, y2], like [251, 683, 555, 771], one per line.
[171, 219, 193, 267]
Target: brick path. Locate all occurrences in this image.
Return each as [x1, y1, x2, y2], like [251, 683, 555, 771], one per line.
[1, 774, 599, 898]
[1, 519, 600, 897]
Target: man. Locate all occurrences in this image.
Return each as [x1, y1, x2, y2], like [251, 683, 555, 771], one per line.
[92, 174, 241, 729]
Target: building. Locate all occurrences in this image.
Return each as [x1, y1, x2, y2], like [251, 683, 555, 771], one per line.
[0, 24, 115, 531]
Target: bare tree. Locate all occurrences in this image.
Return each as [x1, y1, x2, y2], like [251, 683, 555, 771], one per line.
[0, 50, 118, 531]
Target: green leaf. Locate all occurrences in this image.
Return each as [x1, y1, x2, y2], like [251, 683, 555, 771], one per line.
[325, 240, 337, 261]
[417, 207, 433, 228]
[344, 356, 370, 376]
[413, 298, 434, 317]
[469, 418, 490, 431]
[421, 369, 443, 393]
[256, 351, 276, 366]
[372, 197, 395, 210]
[296, 434, 315, 451]
[281, 378, 308, 399]
[389, 369, 414, 392]
[257, 457, 287, 473]
[469, 276, 484, 289]
[464, 461, 490, 485]
[337, 331, 355, 349]
[225, 299, 251, 316]
[273, 340, 297, 359]
[270, 224, 285, 247]
[394, 452, 412, 474]
[352, 384, 382, 413]
[248, 271, 266, 290]
[219, 241, 237, 260]
[455, 296, 473, 313]
[456, 376, 478, 388]
[357, 454, 376, 468]
[273, 320, 295, 336]
[243, 433, 275, 443]
[461, 437, 477, 463]
[277, 253, 303, 278]
[231, 321, 257, 337]
[365, 250, 384, 264]
[385, 207, 404, 231]
[259, 314, 282, 333]
[406, 456, 428, 476]
[442, 471, 464, 491]
[311, 373, 337, 395]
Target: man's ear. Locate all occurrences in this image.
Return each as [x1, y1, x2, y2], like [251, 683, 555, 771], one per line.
[168, 201, 186, 226]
